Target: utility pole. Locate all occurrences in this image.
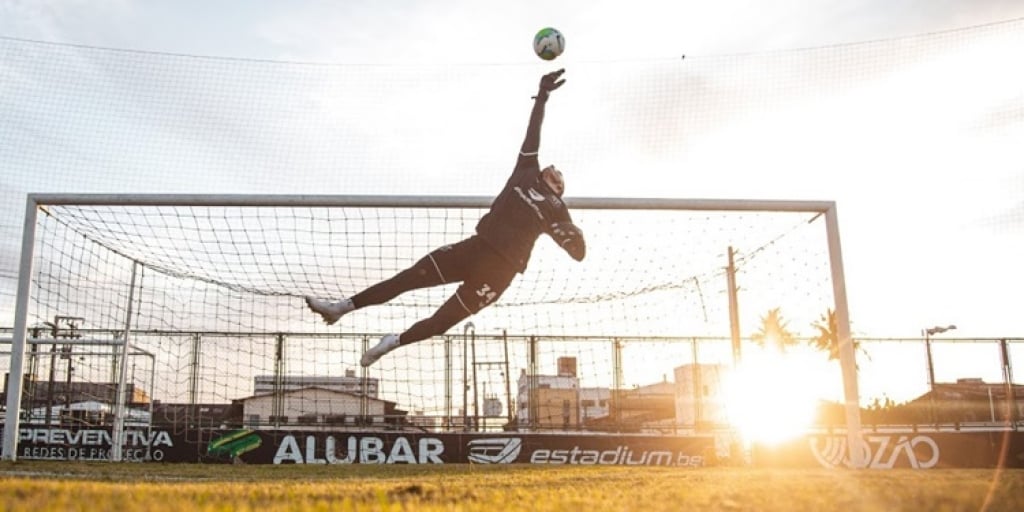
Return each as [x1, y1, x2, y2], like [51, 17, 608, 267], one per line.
[43, 316, 84, 426]
[1000, 339, 1017, 426]
[923, 324, 956, 427]
[726, 246, 742, 365]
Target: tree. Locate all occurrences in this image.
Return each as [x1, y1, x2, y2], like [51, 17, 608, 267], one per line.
[750, 308, 798, 352]
[809, 308, 863, 362]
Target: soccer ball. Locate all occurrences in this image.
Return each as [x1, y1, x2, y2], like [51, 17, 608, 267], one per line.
[533, 27, 565, 61]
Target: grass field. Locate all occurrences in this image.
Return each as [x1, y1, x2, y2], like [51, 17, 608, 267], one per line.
[2, 462, 1023, 511]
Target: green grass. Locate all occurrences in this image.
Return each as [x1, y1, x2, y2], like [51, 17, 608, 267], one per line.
[1, 462, 1023, 511]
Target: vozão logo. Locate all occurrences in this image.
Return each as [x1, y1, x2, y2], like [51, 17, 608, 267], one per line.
[467, 437, 522, 464]
[811, 434, 940, 469]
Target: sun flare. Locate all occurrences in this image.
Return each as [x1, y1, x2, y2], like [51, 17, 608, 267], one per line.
[723, 349, 825, 445]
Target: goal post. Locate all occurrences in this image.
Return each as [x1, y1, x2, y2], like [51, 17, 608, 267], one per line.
[4, 197, 39, 461]
[2, 193, 862, 465]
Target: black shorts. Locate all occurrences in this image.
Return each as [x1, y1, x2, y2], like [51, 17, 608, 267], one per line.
[426, 236, 517, 314]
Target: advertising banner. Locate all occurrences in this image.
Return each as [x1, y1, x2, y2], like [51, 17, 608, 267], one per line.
[15, 425, 1020, 468]
[4, 425, 715, 466]
[752, 431, 1024, 469]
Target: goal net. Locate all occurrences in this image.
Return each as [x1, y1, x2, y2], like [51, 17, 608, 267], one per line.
[3, 194, 858, 460]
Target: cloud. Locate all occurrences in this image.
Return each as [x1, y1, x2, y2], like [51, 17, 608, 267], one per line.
[972, 201, 1024, 233]
[2, 3, 1024, 337]
[0, 0, 133, 43]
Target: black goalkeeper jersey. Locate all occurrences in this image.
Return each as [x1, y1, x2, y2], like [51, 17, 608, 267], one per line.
[474, 90, 576, 273]
[476, 154, 572, 273]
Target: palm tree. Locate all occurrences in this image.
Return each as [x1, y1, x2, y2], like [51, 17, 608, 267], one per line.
[809, 308, 863, 362]
[750, 308, 798, 352]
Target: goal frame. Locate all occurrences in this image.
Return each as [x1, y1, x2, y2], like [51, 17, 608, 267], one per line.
[2, 193, 863, 466]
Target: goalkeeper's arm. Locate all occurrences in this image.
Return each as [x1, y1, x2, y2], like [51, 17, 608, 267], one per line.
[549, 221, 586, 261]
[519, 69, 566, 157]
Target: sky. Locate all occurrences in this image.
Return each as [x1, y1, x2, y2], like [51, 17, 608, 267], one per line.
[2, 0, 1022, 62]
[1, 0, 1023, 342]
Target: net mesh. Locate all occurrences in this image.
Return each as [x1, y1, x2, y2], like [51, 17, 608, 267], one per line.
[16, 199, 836, 430]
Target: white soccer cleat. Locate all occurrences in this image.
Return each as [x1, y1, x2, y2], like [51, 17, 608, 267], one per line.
[304, 297, 354, 325]
[361, 333, 400, 367]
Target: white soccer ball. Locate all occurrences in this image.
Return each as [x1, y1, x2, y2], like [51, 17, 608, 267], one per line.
[533, 27, 565, 61]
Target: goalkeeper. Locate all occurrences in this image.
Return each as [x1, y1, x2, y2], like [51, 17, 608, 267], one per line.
[306, 69, 586, 367]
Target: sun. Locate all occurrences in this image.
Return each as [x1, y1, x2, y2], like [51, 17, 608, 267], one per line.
[722, 348, 826, 445]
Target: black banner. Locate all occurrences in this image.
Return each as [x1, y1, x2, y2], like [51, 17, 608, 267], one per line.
[14, 425, 1021, 468]
[5, 425, 715, 466]
[752, 431, 1024, 469]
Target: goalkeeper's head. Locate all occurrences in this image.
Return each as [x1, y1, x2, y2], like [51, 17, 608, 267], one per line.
[541, 165, 565, 197]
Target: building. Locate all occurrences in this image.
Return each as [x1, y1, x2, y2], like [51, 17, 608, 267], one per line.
[24, 400, 151, 427]
[516, 369, 580, 430]
[253, 371, 378, 398]
[902, 377, 1023, 425]
[2, 375, 150, 419]
[674, 363, 729, 430]
[516, 355, 677, 432]
[237, 386, 405, 429]
[586, 380, 677, 432]
[515, 356, 583, 429]
[151, 402, 234, 428]
[579, 387, 610, 421]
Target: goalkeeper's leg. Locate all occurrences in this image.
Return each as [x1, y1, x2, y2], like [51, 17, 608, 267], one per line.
[402, 294, 474, 344]
[361, 265, 515, 367]
[306, 247, 456, 325]
[360, 296, 469, 367]
[351, 253, 448, 307]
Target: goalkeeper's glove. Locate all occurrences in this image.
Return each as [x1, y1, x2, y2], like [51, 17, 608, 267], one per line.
[535, 69, 566, 99]
[550, 221, 586, 261]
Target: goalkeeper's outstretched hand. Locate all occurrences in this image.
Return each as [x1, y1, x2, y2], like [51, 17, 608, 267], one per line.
[550, 221, 586, 261]
[539, 69, 566, 94]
